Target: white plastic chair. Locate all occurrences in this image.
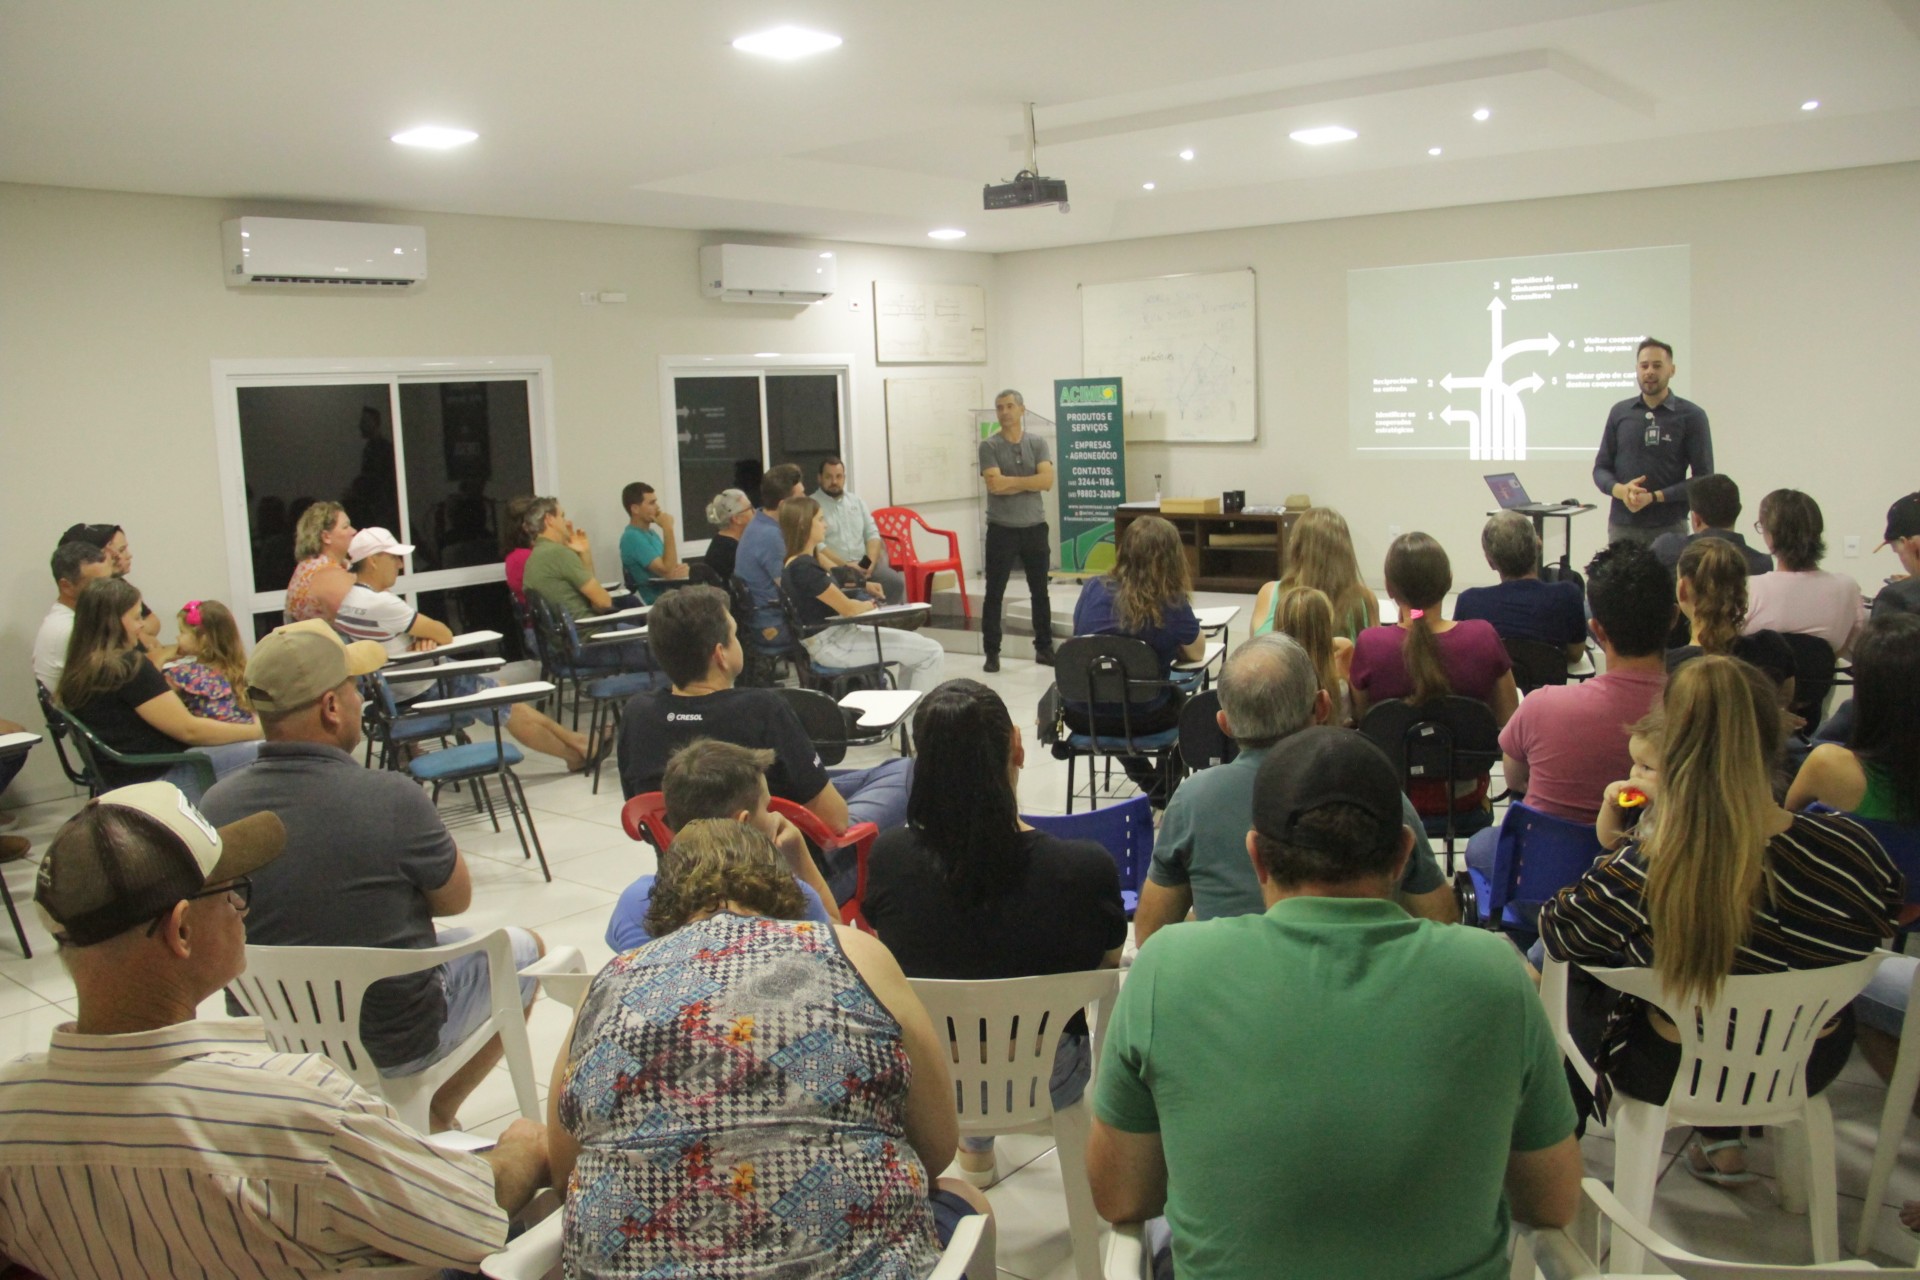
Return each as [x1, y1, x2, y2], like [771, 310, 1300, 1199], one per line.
[1511, 1176, 1920, 1278]
[1854, 952, 1920, 1258]
[910, 969, 1121, 1280]
[1545, 957, 1885, 1274]
[1102, 1221, 1153, 1280]
[228, 932, 584, 1134]
[479, 1193, 994, 1279]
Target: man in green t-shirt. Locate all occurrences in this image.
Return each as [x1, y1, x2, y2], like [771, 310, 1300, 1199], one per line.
[519, 496, 651, 670]
[1089, 727, 1580, 1280]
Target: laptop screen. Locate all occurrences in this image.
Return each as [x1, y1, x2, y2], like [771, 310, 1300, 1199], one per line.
[1484, 473, 1531, 510]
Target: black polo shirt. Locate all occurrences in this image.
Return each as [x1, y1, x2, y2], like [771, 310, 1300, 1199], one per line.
[1592, 392, 1713, 529]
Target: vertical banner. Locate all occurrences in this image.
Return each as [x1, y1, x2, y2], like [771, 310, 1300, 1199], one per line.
[1054, 378, 1125, 572]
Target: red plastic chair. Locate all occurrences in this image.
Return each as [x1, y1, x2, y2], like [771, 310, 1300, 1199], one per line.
[619, 792, 879, 932]
[769, 797, 879, 932]
[873, 506, 970, 618]
[620, 792, 675, 850]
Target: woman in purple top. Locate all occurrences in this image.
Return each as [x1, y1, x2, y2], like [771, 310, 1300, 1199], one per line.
[1351, 532, 1519, 816]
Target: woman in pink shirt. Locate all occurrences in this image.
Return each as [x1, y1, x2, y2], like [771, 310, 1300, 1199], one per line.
[1745, 489, 1866, 655]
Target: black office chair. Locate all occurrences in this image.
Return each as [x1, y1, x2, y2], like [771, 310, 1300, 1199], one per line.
[727, 574, 803, 688]
[1359, 696, 1503, 873]
[1502, 637, 1570, 694]
[1050, 636, 1186, 813]
[1175, 688, 1236, 772]
[776, 581, 894, 698]
[1778, 632, 1838, 728]
[34, 681, 95, 791]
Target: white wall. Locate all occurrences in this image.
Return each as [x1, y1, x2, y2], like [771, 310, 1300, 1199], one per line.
[0, 183, 995, 803]
[993, 161, 1919, 601]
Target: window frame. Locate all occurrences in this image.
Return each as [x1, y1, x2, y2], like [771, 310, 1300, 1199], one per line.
[209, 356, 558, 626]
[656, 353, 856, 554]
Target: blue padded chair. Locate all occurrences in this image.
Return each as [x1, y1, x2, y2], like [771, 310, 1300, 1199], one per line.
[1466, 802, 1604, 944]
[727, 574, 804, 688]
[35, 680, 95, 791]
[538, 603, 659, 793]
[368, 672, 551, 881]
[1051, 635, 1183, 813]
[357, 670, 474, 771]
[1025, 794, 1155, 918]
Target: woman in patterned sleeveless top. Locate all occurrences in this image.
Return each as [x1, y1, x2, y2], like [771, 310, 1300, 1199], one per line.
[284, 501, 356, 622]
[550, 820, 991, 1278]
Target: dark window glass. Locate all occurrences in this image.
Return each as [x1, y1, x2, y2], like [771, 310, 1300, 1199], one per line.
[767, 374, 841, 487]
[397, 381, 536, 573]
[236, 385, 397, 592]
[674, 376, 765, 541]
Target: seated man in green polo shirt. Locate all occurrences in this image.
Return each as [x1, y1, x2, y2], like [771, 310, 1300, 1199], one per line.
[1088, 727, 1581, 1280]
[1134, 632, 1456, 948]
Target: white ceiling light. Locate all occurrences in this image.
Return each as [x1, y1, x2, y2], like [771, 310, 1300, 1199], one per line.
[1289, 125, 1357, 146]
[731, 25, 842, 59]
[927, 228, 967, 240]
[755, 352, 781, 358]
[1801, 99, 1820, 111]
[1141, 181, 1156, 190]
[1179, 148, 1195, 161]
[1472, 107, 1492, 122]
[1428, 146, 1443, 156]
[391, 125, 478, 149]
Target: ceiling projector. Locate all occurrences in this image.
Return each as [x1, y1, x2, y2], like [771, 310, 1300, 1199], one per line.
[985, 103, 1071, 213]
[984, 172, 1070, 212]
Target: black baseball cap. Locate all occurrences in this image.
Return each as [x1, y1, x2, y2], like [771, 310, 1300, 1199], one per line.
[58, 522, 121, 551]
[1881, 494, 1920, 550]
[1251, 727, 1405, 857]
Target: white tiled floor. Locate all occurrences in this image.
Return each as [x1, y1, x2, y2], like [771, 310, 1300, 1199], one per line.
[4, 578, 1918, 1275]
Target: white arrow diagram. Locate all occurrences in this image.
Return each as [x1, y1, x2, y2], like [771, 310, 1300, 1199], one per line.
[676, 429, 692, 445]
[1440, 372, 1481, 394]
[1440, 406, 1480, 453]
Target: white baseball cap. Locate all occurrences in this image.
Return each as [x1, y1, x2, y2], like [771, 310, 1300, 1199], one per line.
[347, 527, 414, 562]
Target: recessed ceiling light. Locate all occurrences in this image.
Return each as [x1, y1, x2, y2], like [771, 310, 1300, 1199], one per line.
[1142, 181, 1156, 190]
[1179, 148, 1195, 161]
[1801, 99, 1820, 111]
[391, 125, 478, 149]
[1289, 125, 1358, 146]
[928, 228, 967, 240]
[755, 352, 782, 358]
[1428, 146, 1443, 156]
[1472, 107, 1492, 122]
[731, 25, 842, 59]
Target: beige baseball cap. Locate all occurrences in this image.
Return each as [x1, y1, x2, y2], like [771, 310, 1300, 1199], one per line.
[246, 618, 388, 713]
[36, 782, 286, 946]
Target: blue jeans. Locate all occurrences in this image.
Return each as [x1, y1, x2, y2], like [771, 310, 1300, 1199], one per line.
[161, 740, 263, 801]
[381, 926, 542, 1078]
[819, 757, 914, 902]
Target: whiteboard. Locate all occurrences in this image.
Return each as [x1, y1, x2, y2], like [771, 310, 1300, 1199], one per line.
[1081, 268, 1257, 442]
[885, 377, 984, 505]
[874, 282, 988, 364]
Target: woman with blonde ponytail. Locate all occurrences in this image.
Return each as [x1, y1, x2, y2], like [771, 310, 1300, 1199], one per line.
[1350, 533, 1519, 816]
[1541, 656, 1899, 1183]
[1669, 537, 1795, 690]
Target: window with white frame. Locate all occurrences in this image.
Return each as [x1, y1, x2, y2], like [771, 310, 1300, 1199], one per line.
[211, 358, 556, 641]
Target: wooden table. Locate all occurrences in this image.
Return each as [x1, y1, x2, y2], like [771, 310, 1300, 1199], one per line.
[1113, 507, 1297, 593]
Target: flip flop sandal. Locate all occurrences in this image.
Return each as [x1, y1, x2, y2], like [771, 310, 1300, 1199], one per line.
[1684, 1136, 1757, 1186]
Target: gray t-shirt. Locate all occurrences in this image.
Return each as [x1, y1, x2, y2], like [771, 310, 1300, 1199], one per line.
[200, 741, 460, 1067]
[1872, 575, 1920, 622]
[979, 430, 1051, 528]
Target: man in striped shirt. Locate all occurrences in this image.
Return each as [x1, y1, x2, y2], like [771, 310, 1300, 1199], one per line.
[0, 782, 550, 1278]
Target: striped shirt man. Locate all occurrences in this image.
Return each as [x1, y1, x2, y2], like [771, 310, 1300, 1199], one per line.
[0, 1018, 506, 1279]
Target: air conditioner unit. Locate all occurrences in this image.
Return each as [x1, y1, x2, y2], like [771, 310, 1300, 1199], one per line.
[221, 217, 427, 288]
[699, 243, 836, 304]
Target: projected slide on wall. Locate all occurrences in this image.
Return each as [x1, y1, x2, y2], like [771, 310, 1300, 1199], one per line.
[1348, 245, 1689, 461]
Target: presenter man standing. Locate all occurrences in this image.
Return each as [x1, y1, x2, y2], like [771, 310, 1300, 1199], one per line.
[1592, 337, 1712, 547]
[979, 389, 1056, 673]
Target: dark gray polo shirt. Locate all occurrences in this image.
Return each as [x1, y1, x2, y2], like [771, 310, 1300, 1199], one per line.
[199, 740, 459, 1067]
[979, 430, 1051, 528]
[1592, 392, 1713, 529]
